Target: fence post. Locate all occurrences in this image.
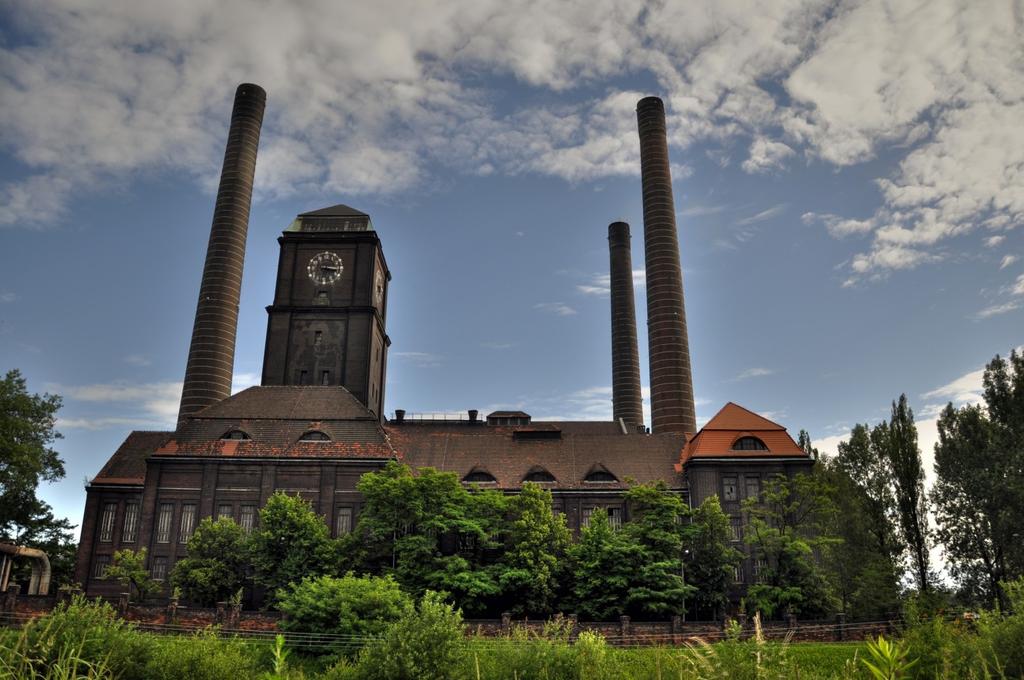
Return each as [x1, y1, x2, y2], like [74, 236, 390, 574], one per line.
[216, 601, 226, 626]
[836, 612, 846, 642]
[501, 611, 512, 634]
[117, 592, 129, 617]
[671, 615, 682, 644]
[619, 615, 631, 643]
[228, 602, 241, 629]
[166, 599, 178, 625]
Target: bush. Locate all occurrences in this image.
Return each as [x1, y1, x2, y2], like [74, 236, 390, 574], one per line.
[277, 573, 412, 655]
[355, 591, 466, 680]
[142, 629, 260, 680]
[171, 517, 249, 607]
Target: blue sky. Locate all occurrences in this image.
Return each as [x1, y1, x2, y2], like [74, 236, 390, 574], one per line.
[0, 0, 1021, 534]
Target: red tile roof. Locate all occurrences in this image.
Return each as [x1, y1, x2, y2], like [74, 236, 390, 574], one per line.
[681, 402, 808, 462]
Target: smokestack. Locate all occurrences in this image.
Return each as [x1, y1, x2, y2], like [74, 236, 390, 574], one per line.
[177, 83, 266, 428]
[608, 221, 644, 428]
[636, 96, 696, 434]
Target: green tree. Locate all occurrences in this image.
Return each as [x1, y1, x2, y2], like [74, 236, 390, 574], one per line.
[620, 482, 694, 618]
[170, 517, 249, 606]
[0, 370, 77, 587]
[495, 482, 570, 616]
[249, 492, 335, 605]
[566, 508, 637, 620]
[743, 473, 837, 618]
[880, 395, 931, 595]
[352, 462, 507, 614]
[105, 548, 161, 602]
[683, 494, 743, 620]
[934, 352, 1024, 609]
[836, 424, 902, 564]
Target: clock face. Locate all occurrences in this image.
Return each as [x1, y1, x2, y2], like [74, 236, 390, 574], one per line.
[307, 252, 343, 285]
[374, 270, 385, 306]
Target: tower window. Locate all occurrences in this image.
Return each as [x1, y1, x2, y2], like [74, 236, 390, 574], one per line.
[321, 371, 330, 385]
[732, 436, 769, 451]
[314, 331, 323, 347]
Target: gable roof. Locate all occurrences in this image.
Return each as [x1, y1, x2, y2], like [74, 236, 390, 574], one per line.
[91, 431, 172, 485]
[681, 402, 808, 461]
[298, 204, 368, 218]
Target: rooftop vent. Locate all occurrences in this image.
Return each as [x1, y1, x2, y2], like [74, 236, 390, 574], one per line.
[487, 411, 531, 426]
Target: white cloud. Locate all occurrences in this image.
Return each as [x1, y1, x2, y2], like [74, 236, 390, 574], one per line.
[741, 137, 795, 174]
[985, 235, 1007, 248]
[534, 302, 577, 316]
[394, 351, 443, 367]
[576, 269, 645, 296]
[50, 379, 182, 429]
[1000, 254, 1019, 270]
[735, 203, 787, 226]
[802, 212, 875, 238]
[123, 354, 151, 367]
[732, 367, 775, 381]
[976, 301, 1022, 319]
[921, 368, 986, 406]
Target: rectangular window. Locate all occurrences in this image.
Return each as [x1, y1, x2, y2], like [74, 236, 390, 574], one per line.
[179, 504, 197, 544]
[745, 477, 760, 500]
[335, 507, 353, 536]
[151, 556, 168, 581]
[98, 503, 117, 543]
[121, 503, 140, 543]
[581, 507, 594, 528]
[240, 505, 256, 534]
[92, 555, 111, 579]
[299, 370, 309, 385]
[733, 565, 744, 583]
[314, 331, 323, 347]
[321, 371, 330, 386]
[156, 503, 174, 544]
[754, 558, 768, 583]
[730, 517, 743, 542]
[723, 476, 738, 502]
[606, 507, 623, 530]
[218, 504, 234, 521]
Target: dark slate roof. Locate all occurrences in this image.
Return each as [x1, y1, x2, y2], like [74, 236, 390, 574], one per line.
[298, 204, 368, 218]
[92, 431, 172, 485]
[386, 422, 685, 490]
[157, 386, 394, 459]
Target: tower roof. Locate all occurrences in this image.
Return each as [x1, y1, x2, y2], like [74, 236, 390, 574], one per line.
[680, 402, 808, 461]
[298, 204, 369, 218]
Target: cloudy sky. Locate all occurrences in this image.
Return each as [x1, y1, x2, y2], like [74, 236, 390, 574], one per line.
[1, 0, 1021, 530]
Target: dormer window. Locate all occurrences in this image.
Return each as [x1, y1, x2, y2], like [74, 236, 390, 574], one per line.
[732, 436, 768, 451]
[523, 466, 556, 483]
[584, 467, 617, 483]
[300, 430, 331, 442]
[463, 469, 497, 484]
[221, 430, 251, 440]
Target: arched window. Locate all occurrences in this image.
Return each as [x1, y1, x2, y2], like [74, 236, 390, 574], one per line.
[732, 436, 768, 451]
[220, 430, 251, 440]
[463, 470, 497, 484]
[523, 466, 556, 483]
[584, 469, 617, 483]
[299, 430, 331, 442]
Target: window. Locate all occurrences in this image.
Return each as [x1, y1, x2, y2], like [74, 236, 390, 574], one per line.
[221, 430, 251, 440]
[754, 558, 769, 583]
[606, 507, 623, 530]
[218, 504, 234, 521]
[179, 504, 197, 543]
[581, 507, 594, 528]
[314, 331, 323, 347]
[98, 503, 117, 543]
[156, 503, 174, 544]
[730, 517, 743, 542]
[121, 503, 140, 543]
[745, 477, 760, 500]
[523, 467, 555, 483]
[462, 470, 497, 484]
[240, 505, 256, 534]
[723, 476, 738, 502]
[321, 371, 330, 385]
[458, 533, 477, 552]
[733, 566, 744, 584]
[584, 469, 617, 483]
[151, 557, 168, 581]
[299, 370, 309, 385]
[300, 430, 331, 442]
[335, 507, 353, 536]
[732, 436, 768, 451]
[92, 555, 111, 579]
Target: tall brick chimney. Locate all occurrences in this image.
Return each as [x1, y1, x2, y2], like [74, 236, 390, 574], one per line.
[636, 96, 696, 434]
[608, 221, 644, 428]
[177, 83, 266, 428]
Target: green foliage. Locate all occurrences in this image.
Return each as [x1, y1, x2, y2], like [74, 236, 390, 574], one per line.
[0, 625, 114, 679]
[171, 516, 249, 606]
[105, 548, 161, 602]
[353, 462, 507, 614]
[742, 473, 838, 619]
[496, 482, 570, 616]
[683, 494, 743, 620]
[934, 352, 1024, 609]
[862, 635, 918, 680]
[566, 509, 637, 620]
[249, 492, 337, 606]
[141, 629, 260, 680]
[355, 591, 467, 680]
[277, 573, 412, 655]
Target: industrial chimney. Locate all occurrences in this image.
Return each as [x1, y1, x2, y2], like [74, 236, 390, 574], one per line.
[608, 221, 644, 428]
[636, 96, 696, 435]
[177, 83, 266, 428]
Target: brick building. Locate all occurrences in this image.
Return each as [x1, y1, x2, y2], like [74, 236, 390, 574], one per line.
[74, 84, 813, 602]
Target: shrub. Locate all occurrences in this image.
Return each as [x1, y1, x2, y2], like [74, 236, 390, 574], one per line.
[355, 591, 466, 680]
[277, 573, 412, 655]
[142, 629, 260, 680]
[171, 517, 249, 607]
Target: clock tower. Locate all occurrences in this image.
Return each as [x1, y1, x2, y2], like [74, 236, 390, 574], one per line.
[260, 204, 391, 419]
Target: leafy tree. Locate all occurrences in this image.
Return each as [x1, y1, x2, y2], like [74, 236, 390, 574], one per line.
[619, 482, 694, 618]
[934, 352, 1024, 609]
[170, 517, 249, 606]
[879, 395, 932, 594]
[277, 573, 411, 655]
[105, 548, 161, 602]
[495, 482, 570, 616]
[566, 508, 637, 620]
[249, 492, 336, 605]
[797, 429, 820, 461]
[836, 424, 902, 564]
[682, 494, 743, 620]
[743, 473, 837, 618]
[352, 462, 507, 614]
